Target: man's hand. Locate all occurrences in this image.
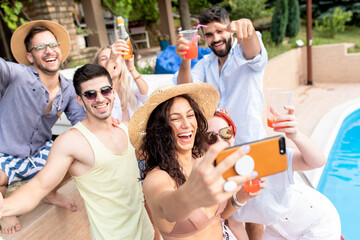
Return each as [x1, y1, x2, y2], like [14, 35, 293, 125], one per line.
[213, 19, 256, 44]
[214, 19, 260, 59]
[175, 33, 201, 60]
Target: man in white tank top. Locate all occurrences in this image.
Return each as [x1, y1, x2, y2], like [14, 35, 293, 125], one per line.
[0, 64, 154, 240]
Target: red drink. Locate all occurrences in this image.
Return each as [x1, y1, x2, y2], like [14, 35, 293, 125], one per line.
[243, 179, 262, 193]
[267, 116, 288, 129]
[184, 41, 198, 59]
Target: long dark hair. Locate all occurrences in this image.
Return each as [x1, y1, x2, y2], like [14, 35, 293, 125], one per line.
[139, 95, 208, 187]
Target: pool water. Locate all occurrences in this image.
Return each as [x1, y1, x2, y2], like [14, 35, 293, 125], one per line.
[317, 108, 360, 240]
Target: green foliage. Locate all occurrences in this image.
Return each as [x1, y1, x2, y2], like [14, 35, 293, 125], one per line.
[136, 64, 153, 74]
[130, 0, 159, 23]
[315, 7, 352, 38]
[101, 0, 132, 20]
[189, 0, 212, 15]
[286, 0, 300, 37]
[1, 0, 27, 30]
[271, 0, 288, 44]
[220, 0, 267, 20]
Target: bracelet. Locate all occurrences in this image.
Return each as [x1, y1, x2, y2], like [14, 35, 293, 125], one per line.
[129, 67, 135, 72]
[231, 193, 247, 209]
[133, 75, 142, 81]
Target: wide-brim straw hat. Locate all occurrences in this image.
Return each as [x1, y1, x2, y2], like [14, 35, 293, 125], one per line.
[129, 82, 220, 149]
[10, 20, 71, 66]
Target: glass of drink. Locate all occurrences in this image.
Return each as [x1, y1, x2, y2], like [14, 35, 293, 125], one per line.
[179, 29, 198, 59]
[266, 88, 293, 129]
[243, 179, 262, 193]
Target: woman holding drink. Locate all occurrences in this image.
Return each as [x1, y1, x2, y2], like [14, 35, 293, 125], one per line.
[128, 83, 258, 240]
[93, 39, 148, 121]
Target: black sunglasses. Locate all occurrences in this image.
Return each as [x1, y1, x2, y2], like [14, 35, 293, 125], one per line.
[81, 86, 113, 101]
[206, 126, 234, 145]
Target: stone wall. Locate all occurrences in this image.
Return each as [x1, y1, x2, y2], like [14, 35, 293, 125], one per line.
[22, 0, 97, 67]
[263, 43, 360, 92]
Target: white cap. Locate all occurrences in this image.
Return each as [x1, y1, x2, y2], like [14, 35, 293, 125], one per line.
[235, 155, 255, 176]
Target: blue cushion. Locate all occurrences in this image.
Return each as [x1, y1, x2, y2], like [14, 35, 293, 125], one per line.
[155, 46, 212, 74]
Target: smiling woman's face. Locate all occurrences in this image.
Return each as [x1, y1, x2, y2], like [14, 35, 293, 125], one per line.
[168, 97, 198, 154]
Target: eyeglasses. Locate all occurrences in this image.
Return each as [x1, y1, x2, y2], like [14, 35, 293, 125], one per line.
[29, 41, 60, 52]
[206, 126, 234, 145]
[81, 86, 113, 101]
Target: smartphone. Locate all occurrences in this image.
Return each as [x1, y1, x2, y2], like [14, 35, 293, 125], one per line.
[215, 135, 287, 180]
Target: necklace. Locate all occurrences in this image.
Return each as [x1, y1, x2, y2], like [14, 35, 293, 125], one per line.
[53, 87, 63, 118]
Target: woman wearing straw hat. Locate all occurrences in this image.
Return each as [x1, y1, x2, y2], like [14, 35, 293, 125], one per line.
[128, 82, 258, 240]
[0, 20, 86, 234]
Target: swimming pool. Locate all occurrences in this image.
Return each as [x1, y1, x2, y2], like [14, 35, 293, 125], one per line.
[316, 108, 360, 240]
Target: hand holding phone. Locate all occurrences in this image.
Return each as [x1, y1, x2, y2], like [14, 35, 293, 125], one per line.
[215, 135, 287, 180]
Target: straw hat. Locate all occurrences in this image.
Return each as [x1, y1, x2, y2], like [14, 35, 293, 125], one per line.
[129, 83, 220, 149]
[10, 20, 71, 66]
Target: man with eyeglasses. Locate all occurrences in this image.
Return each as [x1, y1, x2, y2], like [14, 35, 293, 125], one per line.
[0, 64, 155, 240]
[0, 20, 86, 234]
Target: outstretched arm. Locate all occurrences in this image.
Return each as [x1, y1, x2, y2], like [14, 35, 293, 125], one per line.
[214, 19, 261, 60]
[271, 105, 327, 171]
[1, 131, 75, 217]
[143, 142, 256, 222]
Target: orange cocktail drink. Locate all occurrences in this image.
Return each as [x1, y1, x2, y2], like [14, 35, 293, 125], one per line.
[243, 179, 262, 193]
[184, 41, 198, 59]
[267, 116, 288, 129]
[122, 39, 133, 60]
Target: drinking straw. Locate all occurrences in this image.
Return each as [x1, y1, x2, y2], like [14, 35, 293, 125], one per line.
[191, 24, 207, 43]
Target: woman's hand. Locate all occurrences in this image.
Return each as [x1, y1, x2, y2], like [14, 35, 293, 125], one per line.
[271, 105, 298, 140]
[111, 39, 131, 58]
[183, 141, 258, 210]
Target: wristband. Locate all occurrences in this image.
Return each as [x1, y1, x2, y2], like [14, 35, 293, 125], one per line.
[133, 75, 141, 81]
[231, 193, 247, 208]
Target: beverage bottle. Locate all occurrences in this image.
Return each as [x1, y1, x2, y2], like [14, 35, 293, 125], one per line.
[117, 16, 133, 59]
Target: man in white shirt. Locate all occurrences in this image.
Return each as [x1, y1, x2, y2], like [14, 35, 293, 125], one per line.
[174, 6, 268, 146]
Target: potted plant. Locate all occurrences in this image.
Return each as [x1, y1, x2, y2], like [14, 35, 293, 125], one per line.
[157, 32, 169, 51]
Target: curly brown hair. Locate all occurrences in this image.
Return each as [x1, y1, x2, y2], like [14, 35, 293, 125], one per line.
[139, 95, 208, 187]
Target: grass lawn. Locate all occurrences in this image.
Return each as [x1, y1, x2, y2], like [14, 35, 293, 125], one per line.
[263, 25, 360, 59]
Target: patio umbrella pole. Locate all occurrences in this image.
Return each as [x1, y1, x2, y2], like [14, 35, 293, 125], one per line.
[306, 0, 313, 85]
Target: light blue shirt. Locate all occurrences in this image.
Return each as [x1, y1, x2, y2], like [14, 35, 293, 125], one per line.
[173, 32, 268, 144]
[0, 58, 86, 158]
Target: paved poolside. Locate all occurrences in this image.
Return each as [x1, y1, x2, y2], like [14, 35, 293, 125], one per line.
[264, 83, 360, 139]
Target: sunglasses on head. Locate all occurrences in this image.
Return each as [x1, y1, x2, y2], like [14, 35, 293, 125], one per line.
[206, 126, 234, 145]
[81, 86, 113, 101]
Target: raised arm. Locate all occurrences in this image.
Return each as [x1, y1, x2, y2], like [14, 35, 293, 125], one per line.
[143, 142, 255, 222]
[175, 33, 201, 84]
[214, 19, 260, 60]
[125, 57, 148, 95]
[271, 105, 327, 171]
[1, 130, 76, 217]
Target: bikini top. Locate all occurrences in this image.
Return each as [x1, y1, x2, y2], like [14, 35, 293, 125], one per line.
[160, 201, 227, 238]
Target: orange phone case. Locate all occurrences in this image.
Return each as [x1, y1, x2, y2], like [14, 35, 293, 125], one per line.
[215, 135, 287, 179]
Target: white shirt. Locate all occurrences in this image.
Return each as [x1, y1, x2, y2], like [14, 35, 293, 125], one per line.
[173, 32, 268, 144]
[232, 148, 295, 224]
[112, 75, 147, 120]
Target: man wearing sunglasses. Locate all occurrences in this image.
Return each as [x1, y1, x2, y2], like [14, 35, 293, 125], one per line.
[0, 64, 155, 240]
[0, 20, 86, 234]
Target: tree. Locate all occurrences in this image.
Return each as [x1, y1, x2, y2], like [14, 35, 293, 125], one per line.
[271, 0, 288, 44]
[179, 0, 192, 30]
[286, 0, 300, 37]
